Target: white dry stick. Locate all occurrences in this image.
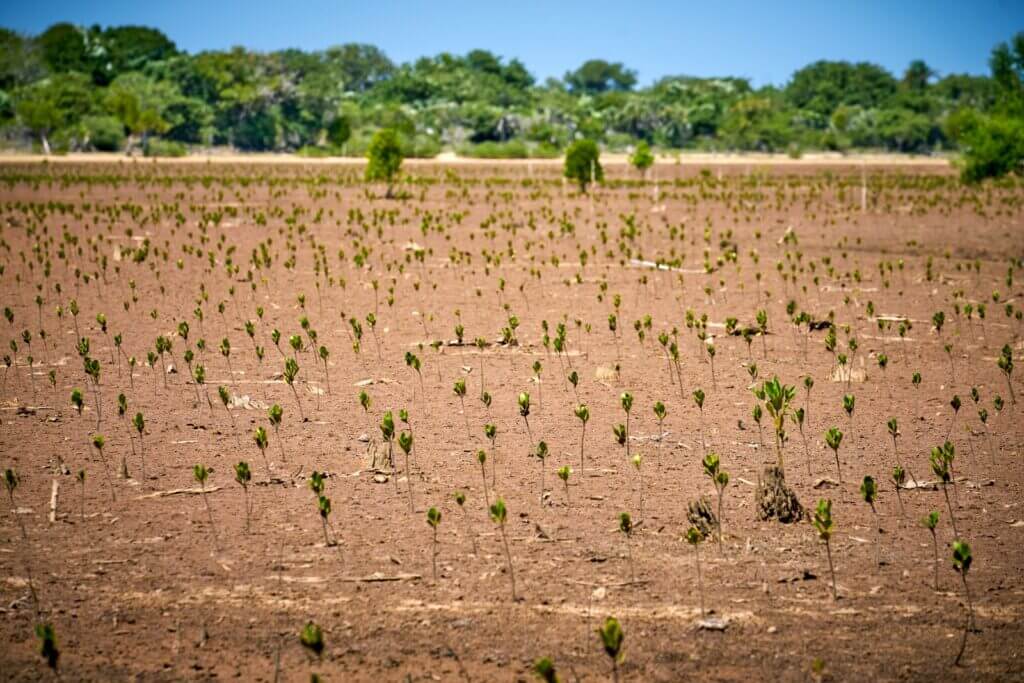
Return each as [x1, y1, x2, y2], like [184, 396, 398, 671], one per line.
[49, 479, 59, 523]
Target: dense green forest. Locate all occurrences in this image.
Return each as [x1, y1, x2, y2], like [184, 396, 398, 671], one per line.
[0, 22, 1022, 172]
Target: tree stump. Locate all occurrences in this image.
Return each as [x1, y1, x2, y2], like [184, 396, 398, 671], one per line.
[755, 466, 803, 523]
[687, 495, 717, 537]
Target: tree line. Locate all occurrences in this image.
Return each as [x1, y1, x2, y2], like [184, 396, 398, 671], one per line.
[0, 23, 1021, 179]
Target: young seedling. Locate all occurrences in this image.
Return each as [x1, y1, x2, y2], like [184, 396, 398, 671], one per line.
[193, 464, 218, 550]
[652, 401, 667, 457]
[597, 616, 624, 683]
[813, 498, 837, 600]
[930, 443, 958, 536]
[533, 360, 543, 410]
[685, 526, 706, 616]
[399, 430, 415, 512]
[299, 621, 324, 673]
[453, 377, 470, 435]
[997, 344, 1015, 405]
[702, 453, 729, 550]
[860, 475, 881, 567]
[952, 540, 974, 666]
[533, 657, 560, 683]
[792, 407, 811, 476]
[922, 510, 940, 590]
[557, 465, 572, 508]
[490, 498, 517, 600]
[76, 469, 86, 522]
[315, 490, 333, 547]
[253, 425, 271, 480]
[693, 388, 706, 451]
[891, 465, 906, 517]
[575, 404, 590, 475]
[476, 450, 490, 507]
[427, 506, 441, 581]
[92, 434, 115, 501]
[534, 440, 549, 503]
[568, 369, 580, 401]
[283, 357, 304, 421]
[35, 622, 59, 677]
[519, 392, 533, 443]
[380, 410, 397, 491]
[267, 404, 286, 461]
[825, 427, 844, 484]
[763, 376, 796, 470]
[234, 461, 252, 533]
[484, 422, 499, 484]
[947, 394, 961, 440]
[620, 392, 633, 458]
[618, 512, 636, 584]
[842, 393, 855, 435]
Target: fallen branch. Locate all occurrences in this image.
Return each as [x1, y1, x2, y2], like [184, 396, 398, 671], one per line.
[136, 486, 223, 500]
[337, 572, 422, 583]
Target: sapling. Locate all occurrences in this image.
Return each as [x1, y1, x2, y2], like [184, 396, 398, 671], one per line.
[693, 388, 706, 450]
[652, 401, 666, 457]
[533, 360, 543, 410]
[234, 461, 252, 533]
[947, 394, 961, 440]
[399, 430, 414, 512]
[568, 370, 579, 400]
[519, 392, 533, 443]
[76, 469, 85, 522]
[557, 465, 572, 507]
[268, 404, 286, 461]
[860, 475, 881, 566]
[930, 443, 958, 536]
[193, 464, 218, 549]
[476, 450, 490, 507]
[597, 616, 624, 683]
[842, 393, 855, 435]
[792, 407, 811, 476]
[803, 375, 814, 430]
[618, 511, 636, 583]
[132, 411, 146, 483]
[490, 498, 517, 600]
[254, 425, 271, 479]
[620, 392, 633, 457]
[922, 510, 940, 590]
[575, 404, 589, 475]
[427, 506, 441, 581]
[380, 411, 396, 490]
[453, 377, 470, 435]
[825, 427, 844, 483]
[952, 540, 974, 666]
[752, 403, 765, 449]
[534, 440, 549, 503]
[283, 357, 304, 421]
[218, 385, 241, 444]
[453, 490, 477, 554]
[316, 493, 332, 547]
[484, 423, 498, 485]
[299, 621, 324, 675]
[92, 434, 115, 501]
[685, 526, 706, 616]
[998, 344, 1015, 405]
[702, 453, 729, 549]
[35, 622, 59, 677]
[70, 389, 83, 416]
[813, 498, 837, 599]
[533, 657, 560, 683]
[891, 465, 906, 517]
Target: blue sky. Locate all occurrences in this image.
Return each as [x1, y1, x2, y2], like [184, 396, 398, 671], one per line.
[1, 1, 1021, 87]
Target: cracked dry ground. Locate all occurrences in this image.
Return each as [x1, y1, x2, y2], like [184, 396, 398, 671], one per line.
[1, 160, 1023, 681]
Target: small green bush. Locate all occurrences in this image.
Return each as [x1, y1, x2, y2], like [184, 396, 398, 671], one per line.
[143, 138, 187, 157]
[564, 139, 602, 192]
[82, 115, 125, 152]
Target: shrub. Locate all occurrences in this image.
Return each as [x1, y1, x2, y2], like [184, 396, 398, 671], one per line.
[82, 115, 125, 151]
[564, 139, 602, 192]
[365, 128, 403, 196]
[143, 138, 187, 157]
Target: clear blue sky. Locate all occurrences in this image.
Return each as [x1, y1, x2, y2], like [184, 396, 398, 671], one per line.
[1, 1, 1021, 87]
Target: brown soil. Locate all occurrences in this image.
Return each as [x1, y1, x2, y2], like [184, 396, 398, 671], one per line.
[0, 161, 1022, 682]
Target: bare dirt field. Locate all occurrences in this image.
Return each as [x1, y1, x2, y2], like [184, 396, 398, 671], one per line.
[1, 159, 1022, 682]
